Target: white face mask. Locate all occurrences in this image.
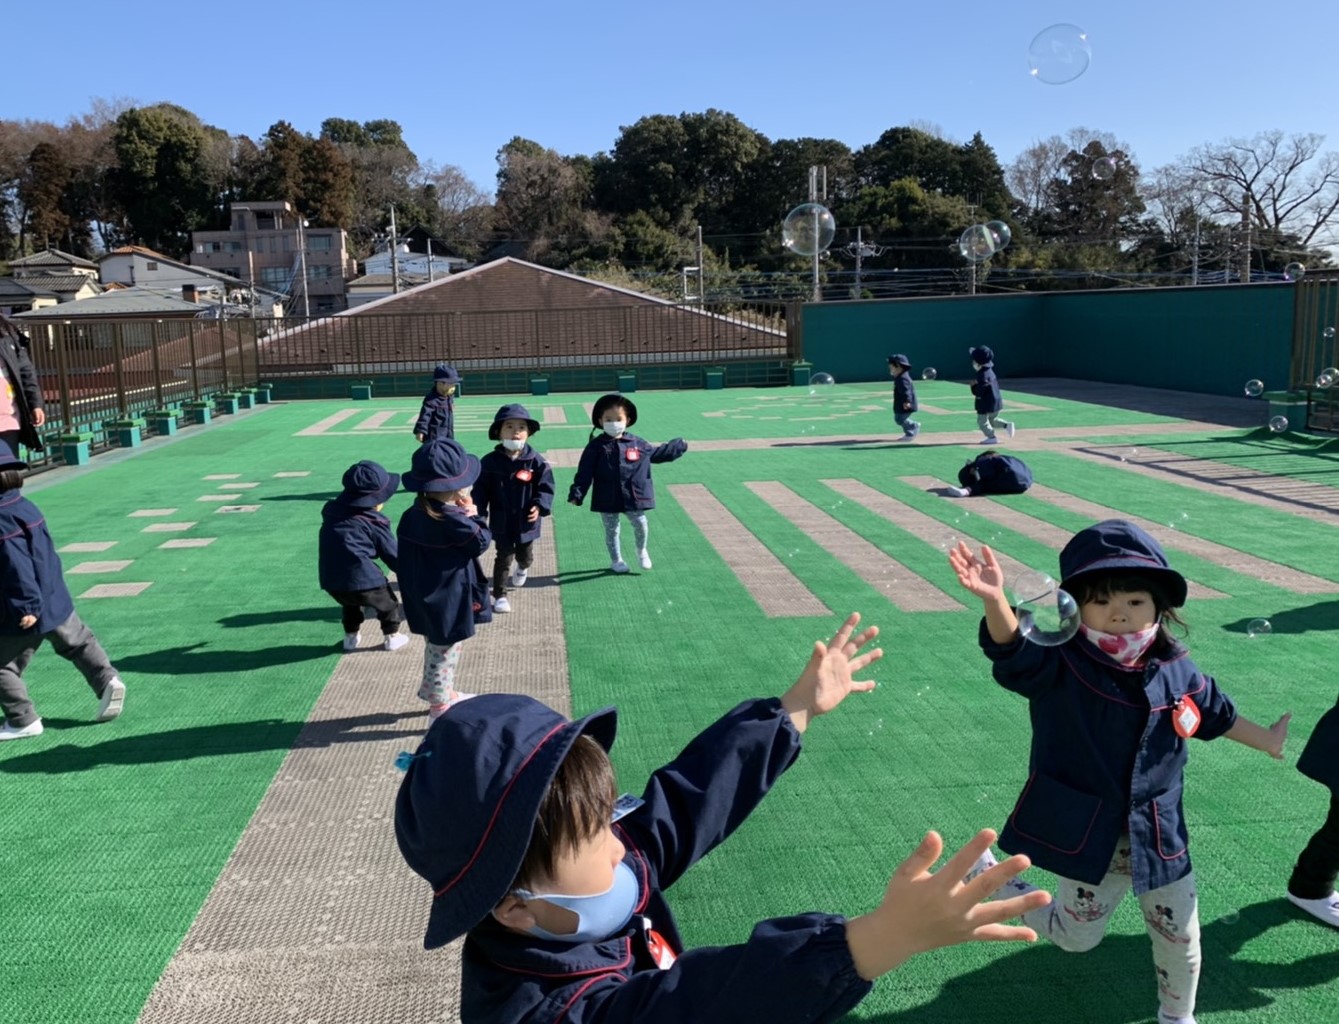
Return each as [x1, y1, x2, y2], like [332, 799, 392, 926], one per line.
[1079, 623, 1161, 666]
[501, 438, 525, 452]
[602, 421, 626, 437]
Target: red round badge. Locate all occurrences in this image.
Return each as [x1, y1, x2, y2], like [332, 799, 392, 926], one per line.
[625, 448, 641, 462]
[515, 468, 533, 482]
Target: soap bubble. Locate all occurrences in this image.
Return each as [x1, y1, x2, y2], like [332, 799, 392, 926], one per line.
[1220, 910, 1241, 926]
[1325, 327, 1336, 339]
[782, 203, 836, 256]
[1243, 379, 1265, 398]
[1009, 569, 1057, 606]
[1268, 415, 1289, 433]
[986, 220, 1012, 251]
[1018, 588, 1081, 647]
[1028, 23, 1091, 84]
[1283, 262, 1306, 282]
[1092, 156, 1118, 181]
[1316, 367, 1338, 389]
[1246, 618, 1272, 639]
[921, 367, 938, 381]
[1119, 447, 1139, 462]
[809, 372, 835, 387]
[958, 224, 997, 263]
[1167, 511, 1190, 530]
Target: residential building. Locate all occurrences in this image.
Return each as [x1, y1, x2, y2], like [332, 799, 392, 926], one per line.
[8, 248, 99, 279]
[98, 245, 283, 317]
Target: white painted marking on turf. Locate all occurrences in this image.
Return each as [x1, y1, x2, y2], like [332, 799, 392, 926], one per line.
[215, 505, 261, 514]
[542, 406, 567, 424]
[141, 522, 197, 533]
[158, 538, 217, 549]
[296, 409, 360, 436]
[68, 560, 133, 574]
[198, 494, 244, 502]
[273, 472, 311, 478]
[203, 474, 242, 480]
[60, 542, 117, 553]
[354, 412, 395, 429]
[80, 582, 152, 597]
[129, 509, 178, 517]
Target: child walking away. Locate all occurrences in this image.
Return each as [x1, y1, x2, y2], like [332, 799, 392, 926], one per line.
[394, 612, 1051, 1023]
[413, 364, 460, 443]
[947, 520, 1291, 1024]
[969, 345, 1014, 444]
[945, 450, 1033, 498]
[887, 354, 920, 442]
[1288, 694, 1339, 927]
[318, 460, 407, 652]
[396, 438, 492, 721]
[476, 403, 555, 614]
[0, 457, 125, 740]
[568, 394, 686, 573]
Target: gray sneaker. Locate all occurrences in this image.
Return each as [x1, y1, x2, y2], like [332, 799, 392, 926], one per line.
[97, 678, 126, 722]
[510, 567, 529, 588]
[0, 718, 44, 741]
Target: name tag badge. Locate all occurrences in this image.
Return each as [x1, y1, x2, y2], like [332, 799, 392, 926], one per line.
[646, 927, 677, 970]
[1172, 696, 1201, 738]
[515, 468, 533, 482]
[625, 448, 641, 462]
[612, 793, 644, 823]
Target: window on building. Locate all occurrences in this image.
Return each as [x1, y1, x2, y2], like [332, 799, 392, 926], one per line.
[308, 265, 335, 280]
[260, 266, 291, 287]
[256, 214, 276, 230]
[308, 234, 332, 252]
[221, 268, 240, 279]
[146, 262, 158, 271]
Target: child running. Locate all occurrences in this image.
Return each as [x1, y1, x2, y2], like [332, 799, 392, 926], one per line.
[968, 345, 1014, 444]
[887, 354, 920, 441]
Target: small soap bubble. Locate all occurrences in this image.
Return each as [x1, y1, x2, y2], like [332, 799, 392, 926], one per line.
[1091, 156, 1118, 181]
[1325, 326, 1336, 339]
[921, 367, 938, 381]
[866, 717, 885, 737]
[1316, 367, 1338, 389]
[1246, 618, 1272, 639]
[1244, 379, 1265, 398]
[1269, 415, 1289, 433]
[1018, 588, 1081, 647]
[1027, 23, 1091, 84]
[1220, 910, 1240, 925]
[958, 224, 997, 263]
[782, 202, 836, 256]
[809, 372, 836, 387]
[938, 534, 959, 552]
[1167, 511, 1190, 530]
[1283, 262, 1306, 282]
[1119, 447, 1139, 462]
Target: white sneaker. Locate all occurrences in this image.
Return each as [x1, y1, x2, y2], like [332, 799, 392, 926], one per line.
[1156, 1010, 1196, 1024]
[979, 436, 999, 445]
[945, 486, 972, 498]
[342, 632, 360, 651]
[1288, 890, 1339, 928]
[510, 567, 529, 587]
[96, 678, 126, 722]
[384, 633, 409, 651]
[611, 560, 629, 574]
[638, 551, 652, 570]
[0, 718, 43, 741]
[493, 596, 512, 613]
[1006, 421, 1016, 439]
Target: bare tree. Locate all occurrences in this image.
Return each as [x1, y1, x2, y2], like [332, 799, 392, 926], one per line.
[1007, 127, 1133, 220]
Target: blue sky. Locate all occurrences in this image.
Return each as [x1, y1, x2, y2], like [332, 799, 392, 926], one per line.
[12, 1, 1339, 199]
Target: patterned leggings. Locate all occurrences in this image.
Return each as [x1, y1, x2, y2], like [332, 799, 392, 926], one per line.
[601, 512, 648, 562]
[418, 641, 463, 706]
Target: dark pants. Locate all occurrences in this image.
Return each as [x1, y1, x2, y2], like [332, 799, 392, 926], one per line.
[1290, 793, 1339, 899]
[492, 540, 534, 598]
[326, 584, 404, 635]
[0, 611, 119, 728]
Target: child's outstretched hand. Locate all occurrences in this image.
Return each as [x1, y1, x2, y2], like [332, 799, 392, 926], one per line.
[780, 612, 882, 734]
[948, 541, 1007, 601]
[846, 828, 1052, 981]
[1266, 712, 1292, 759]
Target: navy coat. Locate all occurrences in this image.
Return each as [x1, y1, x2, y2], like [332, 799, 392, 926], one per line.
[0, 490, 74, 635]
[459, 698, 873, 1024]
[317, 502, 399, 592]
[568, 433, 687, 514]
[958, 453, 1032, 495]
[413, 389, 455, 441]
[1297, 695, 1339, 791]
[475, 445, 555, 546]
[970, 362, 1003, 414]
[396, 500, 492, 646]
[0, 318, 46, 452]
[980, 623, 1238, 893]
[892, 373, 918, 413]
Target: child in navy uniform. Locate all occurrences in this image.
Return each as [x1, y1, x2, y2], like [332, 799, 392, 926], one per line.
[887, 354, 920, 442]
[568, 394, 686, 573]
[0, 456, 124, 740]
[948, 520, 1291, 1024]
[945, 450, 1033, 498]
[969, 345, 1014, 444]
[414, 364, 460, 443]
[1288, 695, 1339, 927]
[318, 460, 406, 652]
[396, 439, 492, 721]
[395, 612, 1051, 1024]
[476, 404, 555, 614]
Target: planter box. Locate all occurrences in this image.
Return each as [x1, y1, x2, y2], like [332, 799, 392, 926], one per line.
[147, 411, 179, 436]
[57, 433, 92, 466]
[790, 361, 813, 387]
[704, 368, 725, 390]
[529, 377, 550, 396]
[111, 420, 145, 448]
[237, 390, 256, 410]
[255, 383, 274, 404]
[186, 403, 212, 425]
[215, 394, 241, 415]
[1264, 391, 1308, 430]
[350, 383, 373, 401]
[616, 372, 637, 393]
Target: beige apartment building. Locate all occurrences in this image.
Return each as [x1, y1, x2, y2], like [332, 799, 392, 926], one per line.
[190, 201, 357, 314]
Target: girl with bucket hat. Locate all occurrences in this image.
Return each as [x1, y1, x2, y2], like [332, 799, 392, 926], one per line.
[396, 438, 492, 721]
[413, 364, 460, 443]
[317, 460, 407, 652]
[567, 394, 686, 573]
[948, 520, 1291, 1024]
[475, 404, 555, 613]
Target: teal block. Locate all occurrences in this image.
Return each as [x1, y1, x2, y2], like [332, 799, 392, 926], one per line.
[617, 372, 637, 393]
[60, 441, 91, 466]
[216, 395, 241, 415]
[350, 384, 373, 400]
[705, 369, 725, 390]
[530, 377, 550, 396]
[188, 405, 212, 425]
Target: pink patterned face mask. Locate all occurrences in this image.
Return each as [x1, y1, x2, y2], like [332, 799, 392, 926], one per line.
[1079, 623, 1160, 666]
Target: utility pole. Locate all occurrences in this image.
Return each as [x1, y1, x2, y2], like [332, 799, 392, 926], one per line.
[966, 202, 977, 296]
[389, 205, 401, 294]
[1191, 215, 1200, 285]
[841, 227, 885, 299]
[297, 216, 310, 319]
[808, 165, 826, 303]
[426, 238, 435, 282]
[1239, 192, 1251, 284]
[695, 224, 704, 306]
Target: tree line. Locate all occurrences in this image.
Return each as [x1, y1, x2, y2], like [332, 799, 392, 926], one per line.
[2, 101, 1337, 299]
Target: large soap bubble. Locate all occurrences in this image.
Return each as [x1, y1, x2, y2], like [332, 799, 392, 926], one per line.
[782, 203, 836, 257]
[1283, 262, 1306, 282]
[1092, 156, 1118, 181]
[1018, 588, 1081, 647]
[958, 224, 997, 263]
[986, 220, 1012, 251]
[1028, 23, 1091, 84]
[1243, 379, 1265, 398]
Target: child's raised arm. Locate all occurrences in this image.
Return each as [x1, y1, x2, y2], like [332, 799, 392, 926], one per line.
[947, 542, 1019, 645]
[779, 612, 882, 734]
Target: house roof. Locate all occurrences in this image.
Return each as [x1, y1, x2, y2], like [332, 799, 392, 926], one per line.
[0, 277, 46, 299]
[105, 244, 176, 261]
[12, 286, 204, 319]
[6, 273, 101, 295]
[8, 248, 98, 270]
[347, 274, 431, 289]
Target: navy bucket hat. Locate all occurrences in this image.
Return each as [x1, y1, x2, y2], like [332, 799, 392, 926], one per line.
[969, 345, 994, 365]
[488, 403, 541, 441]
[335, 460, 400, 508]
[433, 363, 461, 384]
[402, 437, 481, 493]
[591, 393, 637, 429]
[395, 694, 619, 949]
[1059, 519, 1188, 608]
[886, 353, 911, 369]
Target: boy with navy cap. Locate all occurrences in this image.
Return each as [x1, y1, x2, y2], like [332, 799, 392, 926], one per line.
[476, 403, 555, 613]
[886, 354, 920, 441]
[318, 459, 406, 652]
[949, 520, 1291, 1024]
[968, 345, 1014, 444]
[414, 364, 461, 443]
[395, 612, 1051, 1024]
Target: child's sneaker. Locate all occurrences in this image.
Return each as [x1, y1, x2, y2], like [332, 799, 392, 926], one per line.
[1288, 890, 1339, 928]
[979, 436, 1000, 445]
[0, 718, 43, 741]
[493, 596, 512, 613]
[1006, 421, 1016, 439]
[638, 551, 652, 570]
[510, 566, 529, 588]
[893, 434, 915, 443]
[96, 678, 126, 722]
[428, 692, 477, 721]
[611, 559, 629, 574]
[384, 633, 409, 651]
[342, 632, 360, 651]
[945, 486, 972, 498]
[1156, 1010, 1196, 1024]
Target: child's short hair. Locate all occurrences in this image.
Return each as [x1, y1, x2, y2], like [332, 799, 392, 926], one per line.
[1066, 570, 1188, 648]
[512, 734, 617, 890]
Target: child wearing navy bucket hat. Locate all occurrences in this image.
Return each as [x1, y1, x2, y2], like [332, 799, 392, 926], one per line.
[567, 394, 687, 573]
[394, 612, 1051, 1023]
[968, 345, 1015, 444]
[886, 354, 920, 441]
[414, 364, 461, 443]
[318, 460, 406, 652]
[948, 520, 1292, 1024]
[0, 456, 125, 740]
[396, 438, 493, 721]
[1286, 696, 1339, 928]
[476, 404, 555, 613]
